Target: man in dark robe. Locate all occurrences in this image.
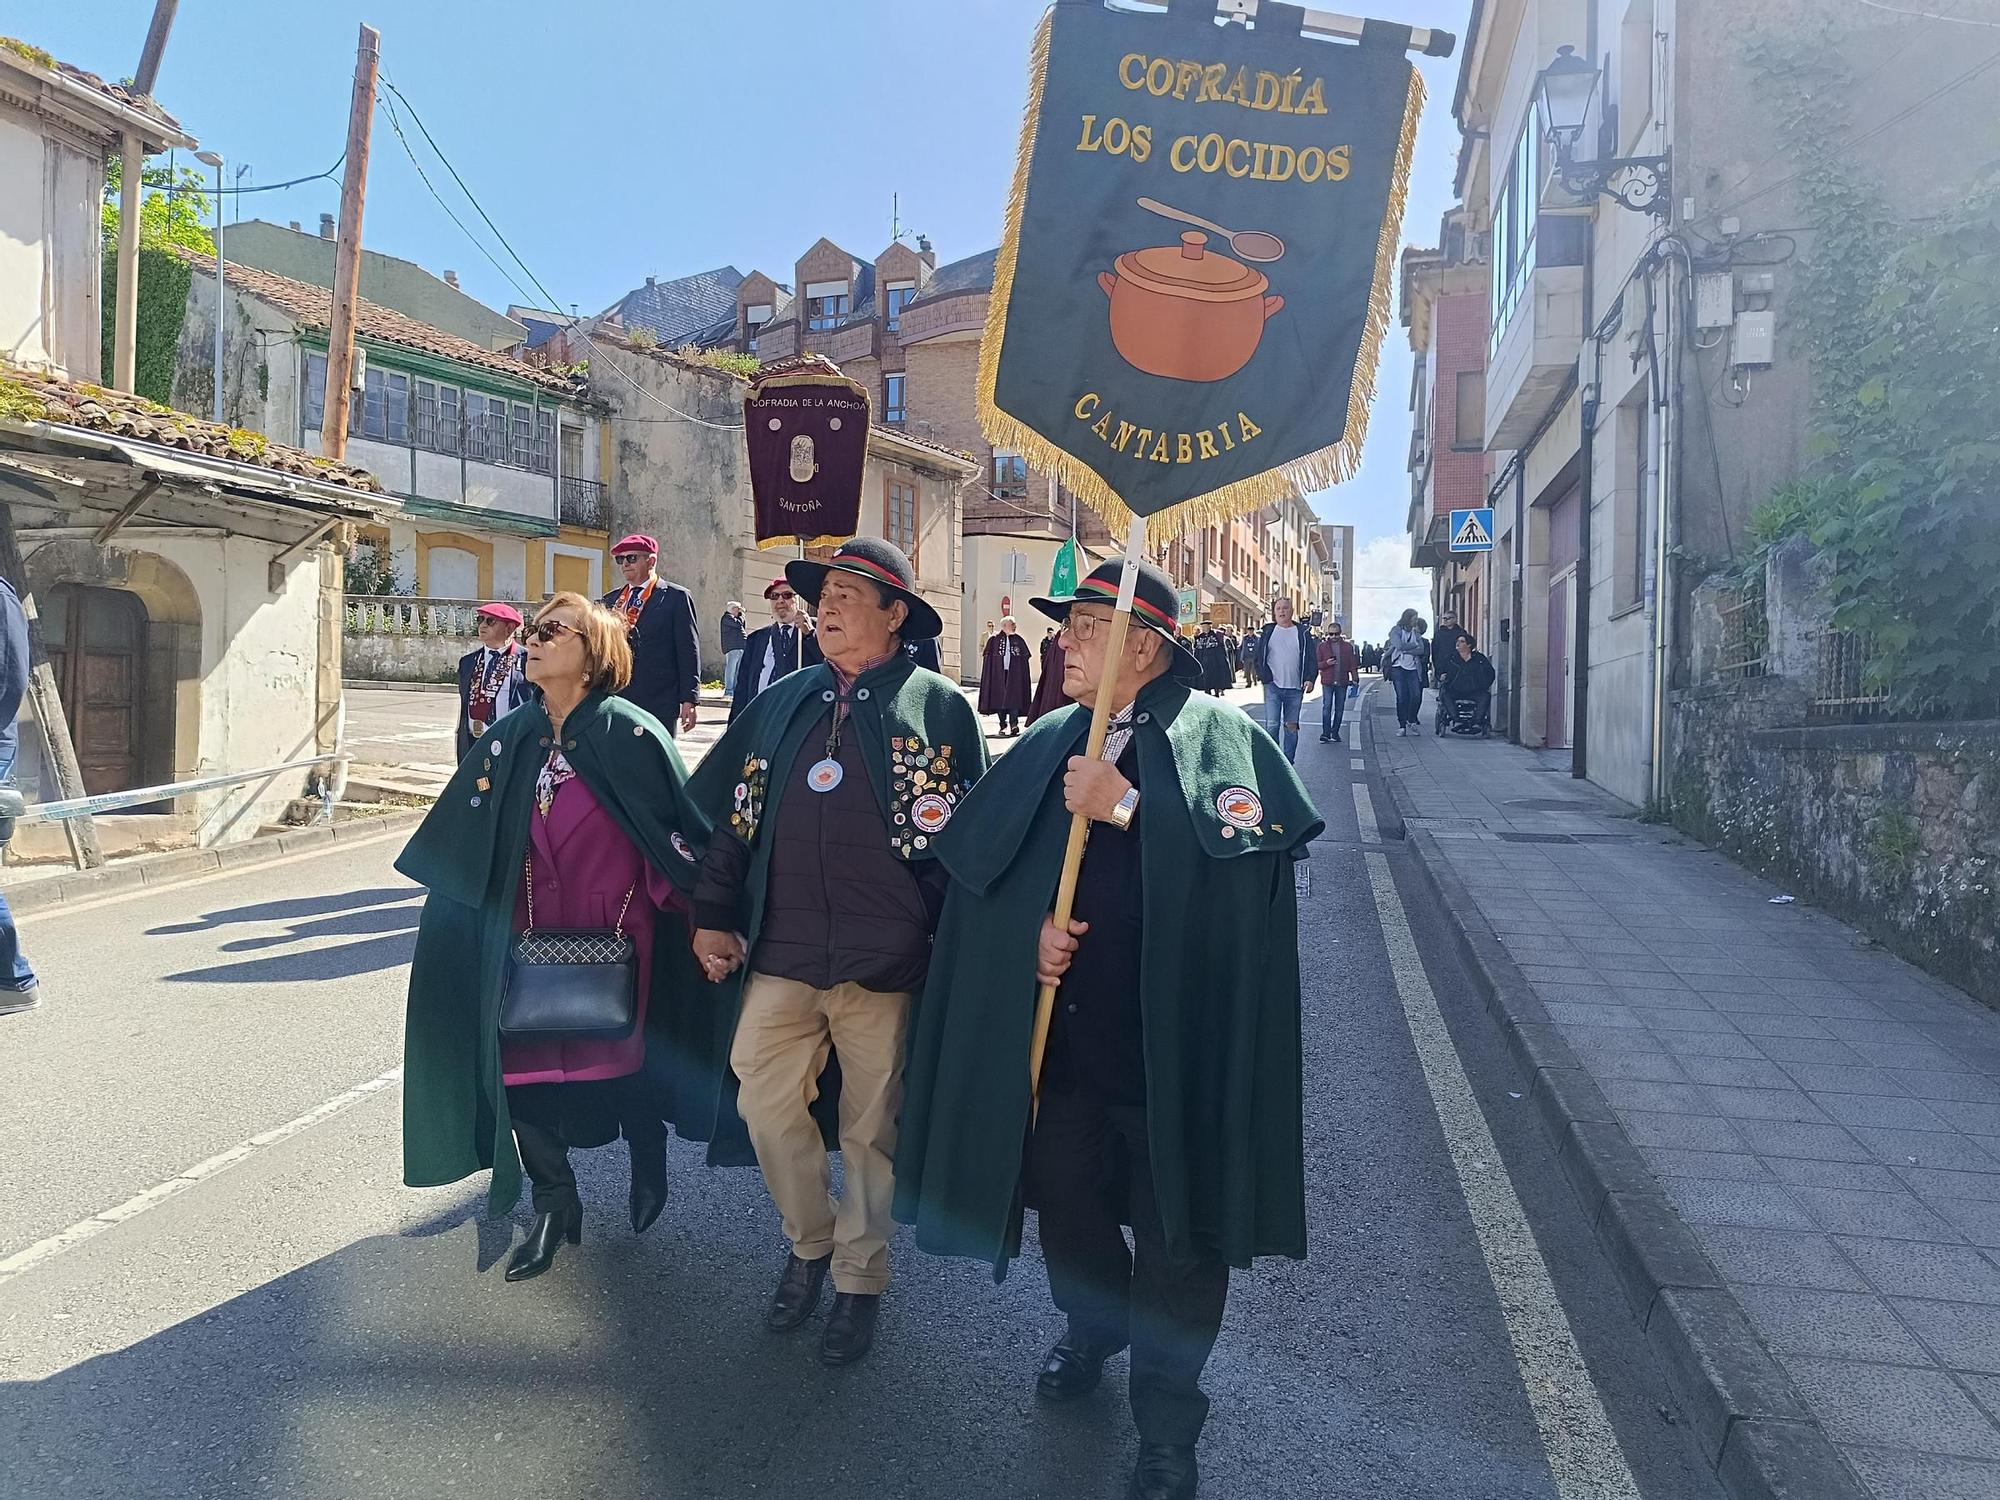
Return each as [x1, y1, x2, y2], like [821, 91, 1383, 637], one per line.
[730, 577, 821, 724]
[979, 616, 1034, 736]
[602, 533, 700, 735]
[1029, 626, 1070, 722]
[455, 602, 527, 762]
[685, 538, 988, 1368]
[895, 560, 1320, 1500]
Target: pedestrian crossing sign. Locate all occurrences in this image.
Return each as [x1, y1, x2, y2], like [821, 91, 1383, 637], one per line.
[1450, 508, 1495, 552]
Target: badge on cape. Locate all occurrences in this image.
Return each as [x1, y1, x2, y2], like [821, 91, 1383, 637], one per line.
[1216, 787, 1263, 830]
[807, 758, 845, 794]
[912, 793, 952, 834]
[671, 832, 696, 864]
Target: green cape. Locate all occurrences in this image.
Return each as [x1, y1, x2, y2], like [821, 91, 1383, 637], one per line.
[892, 676, 1322, 1274]
[681, 653, 988, 1164]
[395, 693, 715, 1214]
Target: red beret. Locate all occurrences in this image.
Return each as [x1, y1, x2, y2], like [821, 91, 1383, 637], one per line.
[612, 534, 659, 557]
[475, 602, 523, 626]
[763, 577, 794, 599]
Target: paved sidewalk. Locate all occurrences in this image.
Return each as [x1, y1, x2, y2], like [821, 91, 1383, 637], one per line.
[1373, 683, 2000, 1500]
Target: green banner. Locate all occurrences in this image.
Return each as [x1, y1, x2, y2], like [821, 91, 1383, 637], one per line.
[978, 0, 1422, 540]
[1051, 536, 1080, 597]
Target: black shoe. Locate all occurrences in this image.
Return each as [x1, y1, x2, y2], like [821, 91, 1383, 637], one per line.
[767, 1252, 831, 1332]
[1317, 733, 1331, 743]
[628, 1136, 668, 1234]
[820, 1291, 880, 1366]
[1332, 733, 1341, 744]
[505, 1203, 582, 1282]
[1129, 1443, 1199, 1500]
[1035, 1331, 1127, 1403]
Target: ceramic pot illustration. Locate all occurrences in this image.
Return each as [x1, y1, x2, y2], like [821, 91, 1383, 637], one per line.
[1097, 231, 1285, 383]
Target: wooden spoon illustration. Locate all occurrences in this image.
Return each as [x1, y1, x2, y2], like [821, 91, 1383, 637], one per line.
[1136, 197, 1286, 262]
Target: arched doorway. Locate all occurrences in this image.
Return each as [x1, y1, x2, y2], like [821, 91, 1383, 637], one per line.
[43, 584, 146, 794]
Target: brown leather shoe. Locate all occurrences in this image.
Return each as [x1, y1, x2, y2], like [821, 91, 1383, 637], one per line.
[819, 1291, 880, 1366]
[766, 1252, 830, 1332]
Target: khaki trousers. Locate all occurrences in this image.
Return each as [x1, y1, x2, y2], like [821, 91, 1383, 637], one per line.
[731, 971, 913, 1295]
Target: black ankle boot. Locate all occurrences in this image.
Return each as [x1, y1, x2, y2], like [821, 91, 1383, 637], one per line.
[628, 1137, 668, 1234]
[505, 1203, 581, 1282]
[1128, 1443, 1198, 1500]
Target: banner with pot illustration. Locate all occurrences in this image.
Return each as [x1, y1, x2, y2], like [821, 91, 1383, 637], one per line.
[978, 0, 1424, 540]
[744, 354, 871, 550]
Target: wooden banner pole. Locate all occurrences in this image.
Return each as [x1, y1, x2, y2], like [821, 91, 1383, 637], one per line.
[1029, 512, 1148, 1120]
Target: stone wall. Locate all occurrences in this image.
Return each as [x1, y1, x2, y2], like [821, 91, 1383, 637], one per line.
[1673, 540, 2000, 1005]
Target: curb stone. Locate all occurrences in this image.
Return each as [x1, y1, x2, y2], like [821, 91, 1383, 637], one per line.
[2, 809, 428, 918]
[1357, 683, 1867, 1500]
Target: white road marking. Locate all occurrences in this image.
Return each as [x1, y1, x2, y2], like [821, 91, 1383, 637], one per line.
[1364, 851, 1640, 1500]
[0, 1067, 403, 1287]
[1353, 783, 1381, 845]
[1351, 757, 1366, 772]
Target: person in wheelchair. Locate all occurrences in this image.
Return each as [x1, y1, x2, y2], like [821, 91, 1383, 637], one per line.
[1440, 634, 1495, 737]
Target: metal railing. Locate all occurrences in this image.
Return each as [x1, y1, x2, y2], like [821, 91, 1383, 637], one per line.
[1715, 586, 1768, 680]
[344, 596, 532, 637]
[1809, 629, 1889, 722]
[558, 475, 605, 530]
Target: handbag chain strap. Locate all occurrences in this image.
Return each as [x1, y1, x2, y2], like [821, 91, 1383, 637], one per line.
[523, 853, 636, 939]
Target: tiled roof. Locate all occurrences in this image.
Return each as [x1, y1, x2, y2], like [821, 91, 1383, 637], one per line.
[0, 39, 186, 134]
[172, 247, 581, 395]
[925, 249, 998, 297]
[603, 267, 746, 347]
[0, 359, 382, 492]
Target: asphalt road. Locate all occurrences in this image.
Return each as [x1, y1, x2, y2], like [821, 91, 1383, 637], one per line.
[0, 683, 1727, 1500]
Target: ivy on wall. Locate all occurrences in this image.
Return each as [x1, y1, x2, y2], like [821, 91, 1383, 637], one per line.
[99, 246, 191, 406]
[1743, 28, 2000, 718]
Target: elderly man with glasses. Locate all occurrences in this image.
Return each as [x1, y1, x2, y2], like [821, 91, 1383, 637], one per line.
[601, 534, 700, 736]
[894, 559, 1321, 1500]
[729, 577, 822, 724]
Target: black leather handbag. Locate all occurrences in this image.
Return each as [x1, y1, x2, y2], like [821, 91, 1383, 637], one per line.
[498, 855, 639, 1044]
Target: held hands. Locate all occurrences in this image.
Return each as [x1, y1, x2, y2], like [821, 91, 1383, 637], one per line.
[1063, 756, 1133, 825]
[1038, 915, 1090, 988]
[693, 927, 746, 984]
[679, 702, 700, 734]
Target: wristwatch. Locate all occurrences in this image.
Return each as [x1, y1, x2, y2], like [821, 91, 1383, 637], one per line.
[1108, 786, 1140, 831]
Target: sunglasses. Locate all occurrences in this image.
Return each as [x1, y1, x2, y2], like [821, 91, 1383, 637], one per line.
[769, 590, 798, 602]
[613, 553, 650, 565]
[519, 619, 580, 645]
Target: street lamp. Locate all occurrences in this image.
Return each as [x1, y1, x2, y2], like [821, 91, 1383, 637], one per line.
[1534, 45, 1671, 217]
[193, 150, 225, 422]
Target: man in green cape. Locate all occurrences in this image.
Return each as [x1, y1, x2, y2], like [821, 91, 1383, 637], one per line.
[397, 688, 715, 1221]
[894, 559, 1321, 1500]
[683, 537, 987, 1367]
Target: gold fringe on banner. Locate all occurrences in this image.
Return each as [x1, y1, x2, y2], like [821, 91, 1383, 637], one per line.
[977, 13, 1427, 548]
[754, 533, 850, 552]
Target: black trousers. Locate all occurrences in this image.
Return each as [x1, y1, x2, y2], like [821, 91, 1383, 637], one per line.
[507, 1079, 667, 1216]
[1028, 1086, 1230, 1446]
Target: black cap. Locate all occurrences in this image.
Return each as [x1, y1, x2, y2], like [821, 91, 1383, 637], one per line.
[785, 537, 943, 641]
[1031, 558, 1203, 686]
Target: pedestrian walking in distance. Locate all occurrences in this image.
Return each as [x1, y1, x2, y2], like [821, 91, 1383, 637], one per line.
[730, 577, 821, 725]
[1250, 597, 1316, 763]
[895, 559, 1321, 1500]
[0, 572, 40, 1016]
[1030, 625, 1071, 723]
[602, 533, 700, 737]
[1316, 621, 1359, 744]
[685, 538, 987, 1367]
[398, 594, 712, 1282]
[980, 615, 1034, 737]
[455, 602, 528, 762]
[1385, 609, 1429, 735]
[720, 600, 748, 699]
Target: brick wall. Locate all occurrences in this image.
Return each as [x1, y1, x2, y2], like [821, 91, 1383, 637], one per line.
[1431, 289, 1489, 517]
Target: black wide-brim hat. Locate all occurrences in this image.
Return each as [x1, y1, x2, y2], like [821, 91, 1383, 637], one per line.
[1032, 558, 1203, 686]
[785, 536, 943, 641]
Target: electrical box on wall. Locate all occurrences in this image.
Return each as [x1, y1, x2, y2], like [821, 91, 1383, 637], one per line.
[1732, 310, 1776, 368]
[1694, 273, 1735, 331]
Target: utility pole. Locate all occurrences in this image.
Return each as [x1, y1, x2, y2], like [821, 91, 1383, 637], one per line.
[111, 0, 179, 393]
[0, 501, 103, 869]
[321, 22, 380, 462]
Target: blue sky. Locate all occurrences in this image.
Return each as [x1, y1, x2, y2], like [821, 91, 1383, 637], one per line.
[35, 0, 1462, 636]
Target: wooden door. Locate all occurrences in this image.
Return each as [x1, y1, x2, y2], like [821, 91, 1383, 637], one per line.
[44, 585, 145, 794]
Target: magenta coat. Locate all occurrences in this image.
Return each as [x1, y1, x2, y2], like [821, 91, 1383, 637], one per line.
[501, 774, 686, 1086]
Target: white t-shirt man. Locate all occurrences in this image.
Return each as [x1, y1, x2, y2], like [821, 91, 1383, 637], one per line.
[1264, 624, 1305, 690]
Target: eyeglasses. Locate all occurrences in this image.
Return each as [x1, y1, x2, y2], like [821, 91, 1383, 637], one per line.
[613, 553, 649, 565]
[769, 591, 797, 602]
[1059, 611, 1112, 644]
[520, 619, 580, 645]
